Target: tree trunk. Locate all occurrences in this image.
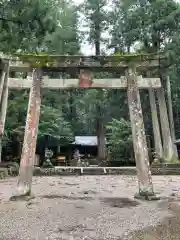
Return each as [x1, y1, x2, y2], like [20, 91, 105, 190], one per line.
[94, 2, 100, 56]
[17, 68, 42, 197]
[97, 106, 106, 165]
[68, 89, 77, 134]
[126, 67, 155, 198]
[94, 3, 106, 164]
[97, 119, 106, 165]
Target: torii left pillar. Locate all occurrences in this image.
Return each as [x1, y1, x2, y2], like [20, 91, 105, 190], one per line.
[11, 68, 42, 200]
[126, 67, 159, 200]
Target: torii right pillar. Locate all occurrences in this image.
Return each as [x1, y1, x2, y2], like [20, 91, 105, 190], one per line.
[126, 67, 159, 200]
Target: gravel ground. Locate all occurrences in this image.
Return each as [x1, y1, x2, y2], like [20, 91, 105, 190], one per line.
[0, 175, 180, 240]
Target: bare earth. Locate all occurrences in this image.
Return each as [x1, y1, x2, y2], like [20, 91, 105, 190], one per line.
[1, 176, 180, 240]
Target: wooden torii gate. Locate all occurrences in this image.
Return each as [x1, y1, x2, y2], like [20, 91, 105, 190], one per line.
[0, 53, 177, 200]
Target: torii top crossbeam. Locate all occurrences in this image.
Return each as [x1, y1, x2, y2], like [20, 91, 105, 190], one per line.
[0, 52, 165, 72]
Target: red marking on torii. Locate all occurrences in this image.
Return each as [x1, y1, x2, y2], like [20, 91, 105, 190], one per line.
[79, 70, 93, 88]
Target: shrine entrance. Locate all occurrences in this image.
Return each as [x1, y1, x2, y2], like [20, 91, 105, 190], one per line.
[0, 53, 177, 200]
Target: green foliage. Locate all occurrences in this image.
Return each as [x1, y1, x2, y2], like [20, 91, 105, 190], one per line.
[79, 0, 109, 54]
[0, 0, 80, 161]
[106, 118, 133, 165]
[110, 0, 180, 54]
[39, 105, 73, 143]
[0, 0, 80, 54]
[4, 90, 73, 146]
[0, 0, 55, 53]
[42, 1, 80, 55]
[108, 0, 180, 163]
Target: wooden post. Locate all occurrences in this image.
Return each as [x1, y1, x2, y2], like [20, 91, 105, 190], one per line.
[157, 87, 177, 161]
[149, 88, 163, 158]
[16, 68, 42, 198]
[126, 67, 157, 200]
[0, 63, 10, 162]
[166, 76, 178, 156]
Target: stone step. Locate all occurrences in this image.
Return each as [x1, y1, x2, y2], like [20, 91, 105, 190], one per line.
[82, 168, 105, 175]
[33, 166, 180, 176]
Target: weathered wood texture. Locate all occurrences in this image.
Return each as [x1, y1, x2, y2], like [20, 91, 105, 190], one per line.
[157, 87, 177, 160]
[0, 63, 9, 162]
[126, 68, 154, 196]
[18, 68, 42, 196]
[8, 77, 161, 89]
[149, 88, 163, 158]
[6, 53, 164, 72]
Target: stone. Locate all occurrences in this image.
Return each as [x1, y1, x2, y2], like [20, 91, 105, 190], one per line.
[134, 193, 160, 201]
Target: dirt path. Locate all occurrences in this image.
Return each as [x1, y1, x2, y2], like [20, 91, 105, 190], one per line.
[127, 200, 180, 240]
[0, 176, 180, 240]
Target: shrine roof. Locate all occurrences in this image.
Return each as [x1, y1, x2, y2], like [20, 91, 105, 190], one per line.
[72, 136, 108, 146]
